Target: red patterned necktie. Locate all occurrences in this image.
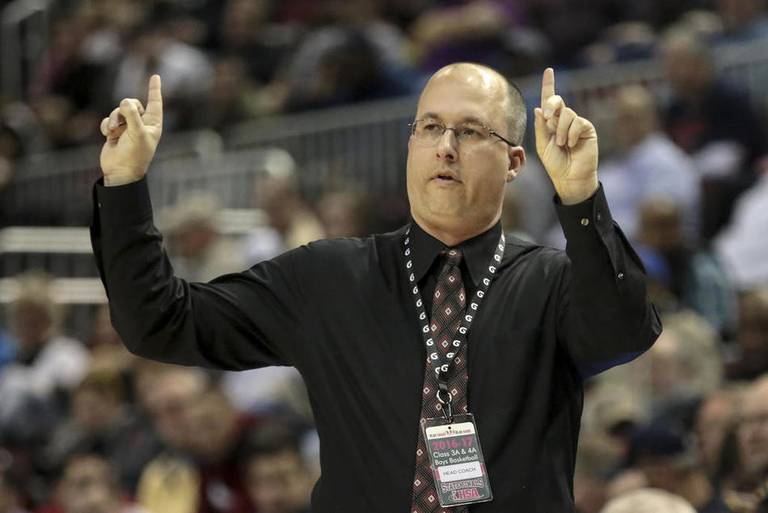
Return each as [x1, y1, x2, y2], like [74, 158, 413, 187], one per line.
[410, 249, 469, 513]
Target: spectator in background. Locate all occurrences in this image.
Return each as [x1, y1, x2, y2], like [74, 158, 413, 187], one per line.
[409, 0, 549, 76]
[159, 192, 246, 282]
[55, 452, 146, 513]
[0, 273, 89, 447]
[714, 164, 768, 290]
[135, 366, 208, 513]
[112, 18, 212, 130]
[600, 488, 697, 513]
[599, 85, 700, 243]
[0, 464, 30, 513]
[714, 0, 768, 44]
[190, 56, 264, 131]
[138, 372, 259, 513]
[590, 310, 721, 439]
[43, 371, 160, 495]
[695, 386, 745, 483]
[241, 424, 313, 513]
[282, 29, 411, 111]
[725, 289, 768, 380]
[730, 375, 768, 509]
[636, 199, 737, 335]
[210, 0, 300, 86]
[27, 15, 105, 149]
[178, 387, 256, 513]
[573, 436, 620, 513]
[274, 0, 414, 112]
[659, 28, 767, 240]
[161, 189, 309, 421]
[316, 190, 372, 238]
[579, 21, 657, 66]
[86, 305, 135, 377]
[646, 311, 722, 428]
[624, 425, 733, 512]
[244, 168, 324, 264]
[676, 10, 725, 41]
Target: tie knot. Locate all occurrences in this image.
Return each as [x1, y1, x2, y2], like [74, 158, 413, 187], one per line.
[442, 248, 463, 267]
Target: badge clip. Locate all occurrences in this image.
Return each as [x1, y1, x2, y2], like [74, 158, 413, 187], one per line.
[436, 379, 453, 423]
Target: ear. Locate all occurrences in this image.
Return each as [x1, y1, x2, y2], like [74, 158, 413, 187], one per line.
[506, 146, 526, 183]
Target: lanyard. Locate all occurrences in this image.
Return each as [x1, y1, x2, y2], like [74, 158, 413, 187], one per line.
[402, 225, 505, 411]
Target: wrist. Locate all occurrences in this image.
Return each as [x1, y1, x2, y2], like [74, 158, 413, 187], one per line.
[104, 173, 143, 187]
[554, 178, 599, 205]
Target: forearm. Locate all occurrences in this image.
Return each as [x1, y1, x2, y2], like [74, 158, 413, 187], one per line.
[554, 184, 662, 377]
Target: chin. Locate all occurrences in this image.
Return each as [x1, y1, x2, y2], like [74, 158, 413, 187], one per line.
[425, 202, 463, 221]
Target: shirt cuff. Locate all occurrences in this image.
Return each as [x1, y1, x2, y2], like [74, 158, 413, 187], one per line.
[554, 182, 614, 242]
[93, 175, 154, 228]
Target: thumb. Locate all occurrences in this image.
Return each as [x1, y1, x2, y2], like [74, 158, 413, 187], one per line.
[534, 107, 550, 157]
[119, 99, 144, 135]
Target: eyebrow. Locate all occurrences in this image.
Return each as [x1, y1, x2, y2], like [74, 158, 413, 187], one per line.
[419, 112, 489, 126]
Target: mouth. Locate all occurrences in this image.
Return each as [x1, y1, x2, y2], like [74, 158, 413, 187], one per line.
[431, 172, 462, 184]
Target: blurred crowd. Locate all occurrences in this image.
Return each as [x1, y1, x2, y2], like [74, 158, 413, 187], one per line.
[2, 0, 768, 163]
[2, 0, 768, 512]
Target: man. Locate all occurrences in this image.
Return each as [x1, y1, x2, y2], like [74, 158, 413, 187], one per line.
[659, 28, 766, 241]
[599, 85, 699, 243]
[45, 370, 159, 494]
[92, 63, 660, 512]
[625, 424, 733, 513]
[57, 452, 147, 513]
[241, 423, 313, 513]
[135, 365, 206, 513]
[732, 374, 768, 506]
[695, 386, 744, 481]
[0, 272, 89, 442]
[158, 192, 246, 283]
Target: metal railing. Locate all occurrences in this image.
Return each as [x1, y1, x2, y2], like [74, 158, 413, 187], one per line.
[0, 209, 266, 277]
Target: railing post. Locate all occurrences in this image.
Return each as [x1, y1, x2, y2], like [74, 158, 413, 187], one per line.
[1, 0, 52, 101]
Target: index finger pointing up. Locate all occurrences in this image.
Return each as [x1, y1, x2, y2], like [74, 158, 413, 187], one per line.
[541, 67, 555, 107]
[144, 74, 163, 126]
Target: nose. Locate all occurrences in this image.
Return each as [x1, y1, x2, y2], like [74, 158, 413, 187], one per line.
[436, 129, 458, 162]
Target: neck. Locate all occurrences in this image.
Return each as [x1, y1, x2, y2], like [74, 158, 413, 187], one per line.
[412, 215, 498, 247]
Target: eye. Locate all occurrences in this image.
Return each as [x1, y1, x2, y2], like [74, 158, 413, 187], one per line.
[458, 126, 481, 138]
[422, 122, 442, 133]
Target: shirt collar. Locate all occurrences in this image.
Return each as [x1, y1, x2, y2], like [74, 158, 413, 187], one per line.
[409, 219, 502, 286]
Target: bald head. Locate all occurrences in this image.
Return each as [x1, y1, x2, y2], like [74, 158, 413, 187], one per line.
[422, 63, 527, 145]
[407, 61, 527, 246]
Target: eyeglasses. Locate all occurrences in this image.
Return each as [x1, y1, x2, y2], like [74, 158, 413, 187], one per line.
[409, 118, 516, 147]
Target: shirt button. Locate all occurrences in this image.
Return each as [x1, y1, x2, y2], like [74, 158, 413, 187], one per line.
[617, 272, 625, 280]
[580, 218, 590, 226]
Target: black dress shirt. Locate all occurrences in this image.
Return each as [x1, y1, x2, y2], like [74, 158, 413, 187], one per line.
[91, 177, 661, 513]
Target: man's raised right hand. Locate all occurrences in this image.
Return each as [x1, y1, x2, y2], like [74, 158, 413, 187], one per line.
[99, 75, 163, 186]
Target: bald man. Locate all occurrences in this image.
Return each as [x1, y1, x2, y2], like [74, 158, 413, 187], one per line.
[91, 63, 660, 512]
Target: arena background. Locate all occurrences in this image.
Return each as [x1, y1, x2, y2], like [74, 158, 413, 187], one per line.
[1, 0, 768, 512]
